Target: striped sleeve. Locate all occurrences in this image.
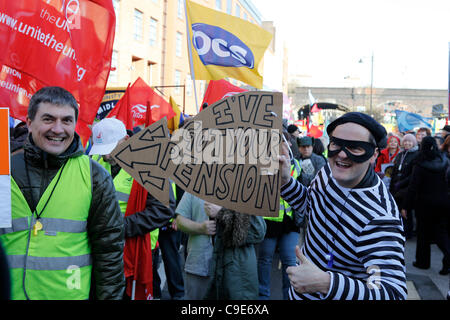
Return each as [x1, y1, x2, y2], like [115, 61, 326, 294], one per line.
[280, 177, 309, 216]
[325, 216, 407, 300]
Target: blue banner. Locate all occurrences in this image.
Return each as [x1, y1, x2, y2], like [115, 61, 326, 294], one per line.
[395, 110, 432, 132]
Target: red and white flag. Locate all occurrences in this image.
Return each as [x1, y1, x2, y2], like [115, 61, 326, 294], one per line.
[201, 79, 247, 111]
[107, 77, 176, 129]
[0, 0, 116, 145]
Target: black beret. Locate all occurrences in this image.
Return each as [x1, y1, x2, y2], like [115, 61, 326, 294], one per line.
[441, 125, 450, 133]
[287, 124, 300, 134]
[326, 112, 387, 148]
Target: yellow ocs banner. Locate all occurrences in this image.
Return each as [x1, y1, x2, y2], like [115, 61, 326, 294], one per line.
[185, 0, 273, 89]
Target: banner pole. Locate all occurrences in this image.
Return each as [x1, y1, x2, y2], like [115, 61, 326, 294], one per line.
[184, 0, 199, 114]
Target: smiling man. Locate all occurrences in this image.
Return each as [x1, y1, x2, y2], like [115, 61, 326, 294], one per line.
[0, 87, 125, 300]
[279, 112, 407, 300]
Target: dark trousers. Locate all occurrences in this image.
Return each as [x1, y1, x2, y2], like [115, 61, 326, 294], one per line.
[152, 248, 162, 299]
[402, 209, 415, 238]
[156, 227, 185, 299]
[415, 206, 450, 270]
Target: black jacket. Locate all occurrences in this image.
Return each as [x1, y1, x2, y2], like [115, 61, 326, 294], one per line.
[403, 152, 450, 211]
[389, 146, 419, 196]
[10, 124, 28, 154]
[110, 164, 176, 238]
[10, 133, 125, 300]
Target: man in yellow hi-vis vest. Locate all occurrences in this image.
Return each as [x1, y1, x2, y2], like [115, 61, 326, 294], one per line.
[89, 118, 180, 299]
[1, 87, 125, 300]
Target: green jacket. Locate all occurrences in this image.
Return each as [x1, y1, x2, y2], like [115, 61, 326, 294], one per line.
[5, 133, 125, 299]
[204, 208, 266, 300]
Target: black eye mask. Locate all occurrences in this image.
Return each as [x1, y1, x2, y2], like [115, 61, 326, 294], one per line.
[327, 136, 376, 163]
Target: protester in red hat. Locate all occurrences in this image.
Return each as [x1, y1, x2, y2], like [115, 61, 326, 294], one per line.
[375, 135, 401, 175]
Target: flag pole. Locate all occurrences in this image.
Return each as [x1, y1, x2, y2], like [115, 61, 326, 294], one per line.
[131, 279, 136, 300]
[184, 0, 199, 114]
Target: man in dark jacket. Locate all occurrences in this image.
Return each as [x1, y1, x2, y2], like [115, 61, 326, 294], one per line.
[89, 118, 183, 299]
[1, 87, 125, 299]
[297, 136, 326, 187]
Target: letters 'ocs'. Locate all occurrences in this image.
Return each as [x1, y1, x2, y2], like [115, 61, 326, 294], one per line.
[111, 91, 283, 217]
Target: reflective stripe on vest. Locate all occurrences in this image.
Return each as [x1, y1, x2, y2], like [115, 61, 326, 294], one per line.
[171, 180, 177, 201]
[264, 160, 301, 222]
[1, 156, 92, 300]
[113, 169, 159, 250]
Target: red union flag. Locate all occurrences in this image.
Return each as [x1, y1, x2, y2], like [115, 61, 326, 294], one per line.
[201, 79, 247, 111]
[0, 0, 116, 145]
[107, 77, 176, 129]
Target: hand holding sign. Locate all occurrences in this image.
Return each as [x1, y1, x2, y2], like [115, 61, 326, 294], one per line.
[111, 91, 283, 217]
[279, 140, 291, 186]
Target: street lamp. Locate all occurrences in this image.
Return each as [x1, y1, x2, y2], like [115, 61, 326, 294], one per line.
[359, 52, 374, 116]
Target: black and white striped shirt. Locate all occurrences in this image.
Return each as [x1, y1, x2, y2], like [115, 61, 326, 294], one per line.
[280, 164, 407, 300]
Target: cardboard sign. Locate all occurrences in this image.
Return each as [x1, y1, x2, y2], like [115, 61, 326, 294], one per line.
[112, 91, 283, 217]
[0, 108, 11, 228]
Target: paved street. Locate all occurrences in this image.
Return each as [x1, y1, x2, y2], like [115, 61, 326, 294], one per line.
[159, 232, 449, 300]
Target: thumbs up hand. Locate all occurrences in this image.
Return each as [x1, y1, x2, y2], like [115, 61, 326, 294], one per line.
[286, 246, 331, 295]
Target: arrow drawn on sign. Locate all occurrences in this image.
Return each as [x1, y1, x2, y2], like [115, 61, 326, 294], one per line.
[139, 123, 166, 142]
[114, 144, 161, 169]
[138, 170, 166, 191]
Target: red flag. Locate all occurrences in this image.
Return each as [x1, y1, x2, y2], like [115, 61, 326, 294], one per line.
[201, 79, 247, 111]
[144, 87, 176, 126]
[145, 100, 152, 127]
[307, 124, 323, 138]
[107, 77, 175, 128]
[106, 83, 134, 130]
[123, 180, 153, 300]
[311, 104, 320, 113]
[0, 1, 116, 146]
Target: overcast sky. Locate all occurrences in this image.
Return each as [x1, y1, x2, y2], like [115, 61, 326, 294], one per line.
[253, 0, 450, 90]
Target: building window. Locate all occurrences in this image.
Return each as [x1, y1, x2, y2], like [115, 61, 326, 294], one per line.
[235, 4, 240, 18]
[226, 0, 232, 14]
[215, 0, 222, 11]
[149, 18, 157, 46]
[176, 32, 183, 57]
[174, 70, 181, 94]
[177, 0, 183, 19]
[109, 50, 118, 83]
[133, 9, 143, 41]
[243, 12, 247, 21]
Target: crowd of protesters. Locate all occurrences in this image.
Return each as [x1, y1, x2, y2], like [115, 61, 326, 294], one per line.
[1, 87, 449, 301]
